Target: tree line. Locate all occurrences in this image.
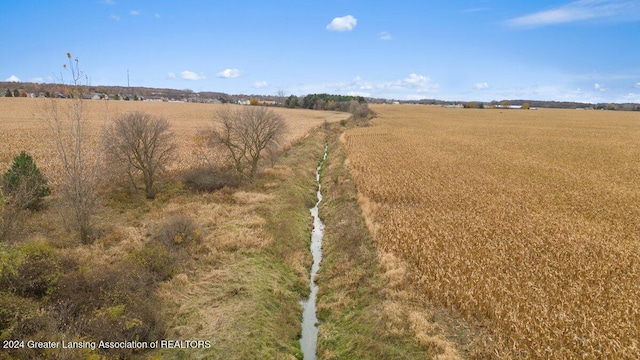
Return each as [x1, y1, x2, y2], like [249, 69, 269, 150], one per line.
[285, 93, 366, 110]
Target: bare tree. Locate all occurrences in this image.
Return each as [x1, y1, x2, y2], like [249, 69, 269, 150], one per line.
[102, 112, 176, 199]
[208, 106, 288, 179]
[42, 53, 102, 244]
[349, 99, 370, 119]
[276, 89, 286, 106]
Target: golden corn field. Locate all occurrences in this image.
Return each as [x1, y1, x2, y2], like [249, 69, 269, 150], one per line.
[0, 98, 346, 187]
[344, 105, 640, 358]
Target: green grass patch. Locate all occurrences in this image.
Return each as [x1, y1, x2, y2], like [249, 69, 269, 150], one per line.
[156, 126, 329, 359]
[315, 121, 433, 359]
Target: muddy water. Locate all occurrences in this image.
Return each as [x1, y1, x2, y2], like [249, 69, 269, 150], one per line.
[299, 144, 328, 360]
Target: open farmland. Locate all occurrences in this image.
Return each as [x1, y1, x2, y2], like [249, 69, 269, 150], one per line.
[0, 98, 347, 186]
[344, 105, 640, 358]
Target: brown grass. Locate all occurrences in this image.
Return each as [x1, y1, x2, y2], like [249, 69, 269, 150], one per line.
[0, 98, 349, 358]
[343, 104, 640, 358]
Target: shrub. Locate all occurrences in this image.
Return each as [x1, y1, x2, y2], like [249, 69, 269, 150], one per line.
[2, 151, 50, 211]
[0, 292, 39, 334]
[50, 261, 164, 357]
[130, 242, 177, 281]
[152, 215, 202, 247]
[182, 166, 243, 192]
[0, 241, 60, 298]
[349, 100, 371, 119]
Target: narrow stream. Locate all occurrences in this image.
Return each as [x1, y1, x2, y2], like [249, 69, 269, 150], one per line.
[299, 143, 328, 360]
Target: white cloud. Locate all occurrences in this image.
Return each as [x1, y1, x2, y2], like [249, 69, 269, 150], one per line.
[379, 31, 392, 40]
[369, 73, 439, 93]
[291, 74, 439, 100]
[635, 82, 640, 88]
[154, 13, 161, 19]
[474, 82, 490, 90]
[326, 15, 357, 32]
[403, 73, 426, 85]
[507, 0, 640, 28]
[5, 75, 20, 82]
[181, 71, 206, 81]
[217, 68, 242, 79]
[166, 72, 176, 79]
[100, 0, 115, 5]
[594, 83, 606, 91]
[130, 10, 140, 16]
[110, 14, 120, 21]
[252, 81, 268, 89]
[402, 74, 435, 90]
[30, 76, 52, 83]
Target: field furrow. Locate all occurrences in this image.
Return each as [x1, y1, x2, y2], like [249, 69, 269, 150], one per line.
[344, 105, 640, 358]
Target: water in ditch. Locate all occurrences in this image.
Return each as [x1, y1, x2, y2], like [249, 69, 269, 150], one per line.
[299, 143, 328, 360]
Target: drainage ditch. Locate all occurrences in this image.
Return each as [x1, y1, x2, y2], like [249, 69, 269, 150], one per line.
[299, 143, 328, 360]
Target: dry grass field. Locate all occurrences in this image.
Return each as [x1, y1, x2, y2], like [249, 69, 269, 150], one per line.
[344, 105, 640, 358]
[0, 98, 346, 186]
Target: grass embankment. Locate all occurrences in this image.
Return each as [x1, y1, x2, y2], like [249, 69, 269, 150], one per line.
[315, 120, 469, 359]
[155, 130, 328, 359]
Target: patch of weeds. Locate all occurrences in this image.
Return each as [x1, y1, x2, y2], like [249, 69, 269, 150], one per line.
[152, 215, 203, 248]
[182, 166, 243, 192]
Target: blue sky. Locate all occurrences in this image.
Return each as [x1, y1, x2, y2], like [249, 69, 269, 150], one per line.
[2, 0, 640, 103]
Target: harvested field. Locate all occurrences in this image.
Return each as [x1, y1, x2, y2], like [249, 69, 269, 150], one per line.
[0, 98, 347, 185]
[344, 105, 640, 358]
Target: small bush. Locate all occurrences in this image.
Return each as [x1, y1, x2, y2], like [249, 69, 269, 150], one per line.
[6, 309, 57, 340]
[0, 241, 60, 299]
[52, 262, 152, 315]
[2, 151, 50, 211]
[0, 291, 39, 334]
[182, 166, 243, 192]
[130, 242, 177, 281]
[50, 261, 164, 357]
[83, 300, 162, 357]
[152, 215, 203, 247]
[349, 100, 371, 119]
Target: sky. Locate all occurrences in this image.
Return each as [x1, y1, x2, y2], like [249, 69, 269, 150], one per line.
[1, 0, 640, 103]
